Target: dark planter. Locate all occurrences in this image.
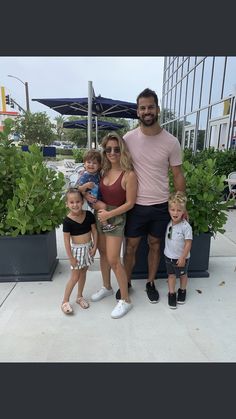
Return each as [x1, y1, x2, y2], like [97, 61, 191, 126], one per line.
[0, 229, 58, 282]
[130, 233, 211, 279]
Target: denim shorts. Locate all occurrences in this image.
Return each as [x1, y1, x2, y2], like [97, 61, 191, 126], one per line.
[95, 206, 126, 237]
[125, 203, 170, 238]
[165, 256, 190, 278]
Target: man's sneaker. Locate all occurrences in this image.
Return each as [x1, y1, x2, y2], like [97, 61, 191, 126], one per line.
[111, 300, 133, 319]
[91, 286, 113, 302]
[102, 224, 117, 232]
[168, 292, 177, 309]
[115, 282, 132, 300]
[177, 288, 186, 304]
[146, 281, 159, 303]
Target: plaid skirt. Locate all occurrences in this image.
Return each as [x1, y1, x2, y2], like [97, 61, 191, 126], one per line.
[71, 242, 94, 269]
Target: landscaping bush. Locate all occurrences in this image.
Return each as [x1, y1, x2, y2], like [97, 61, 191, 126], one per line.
[72, 148, 87, 163]
[0, 141, 67, 236]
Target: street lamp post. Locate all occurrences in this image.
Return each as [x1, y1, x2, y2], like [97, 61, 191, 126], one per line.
[7, 74, 30, 112]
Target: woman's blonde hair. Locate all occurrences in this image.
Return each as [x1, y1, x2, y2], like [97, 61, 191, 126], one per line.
[168, 191, 187, 210]
[101, 132, 134, 174]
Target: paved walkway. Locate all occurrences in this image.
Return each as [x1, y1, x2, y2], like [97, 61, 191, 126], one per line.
[0, 210, 235, 362]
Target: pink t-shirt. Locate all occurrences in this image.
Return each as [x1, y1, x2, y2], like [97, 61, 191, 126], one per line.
[124, 127, 182, 205]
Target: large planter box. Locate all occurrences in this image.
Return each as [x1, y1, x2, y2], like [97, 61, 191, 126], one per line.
[0, 230, 58, 282]
[130, 233, 211, 279]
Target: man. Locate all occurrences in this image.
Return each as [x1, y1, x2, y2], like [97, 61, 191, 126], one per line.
[116, 88, 186, 303]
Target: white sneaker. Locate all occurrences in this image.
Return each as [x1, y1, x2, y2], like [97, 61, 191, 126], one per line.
[91, 286, 113, 302]
[111, 300, 133, 319]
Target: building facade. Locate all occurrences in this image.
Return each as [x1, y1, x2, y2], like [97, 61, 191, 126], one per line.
[161, 57, 236, 151]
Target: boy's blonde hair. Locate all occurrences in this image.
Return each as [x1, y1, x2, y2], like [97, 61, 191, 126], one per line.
[168, 191, 187, 210]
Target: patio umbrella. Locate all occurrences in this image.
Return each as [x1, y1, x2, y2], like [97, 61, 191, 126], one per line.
[33, 82, 138, 148]
[32, 95, 137, 119]
[63, 119, 125, 130]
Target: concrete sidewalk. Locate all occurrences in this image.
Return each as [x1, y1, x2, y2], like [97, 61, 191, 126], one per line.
[0, 210, 235, 362]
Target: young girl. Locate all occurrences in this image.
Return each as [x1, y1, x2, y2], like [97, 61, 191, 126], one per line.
[61, 188, 98, 314]
[164, 191, 193, 309]
[89, 132, 138, 319]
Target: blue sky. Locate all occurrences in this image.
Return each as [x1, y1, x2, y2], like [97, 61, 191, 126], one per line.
[0, 57, 164, 120]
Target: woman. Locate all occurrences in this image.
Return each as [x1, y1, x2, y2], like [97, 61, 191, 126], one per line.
[90, 132, 137, 319]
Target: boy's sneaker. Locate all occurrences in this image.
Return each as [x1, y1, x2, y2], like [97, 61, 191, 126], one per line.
[168, 292, 177, 309]
[102, 224, 117, 232]
[91, 286, 113, 302]
[111, 300, 133, 319]
[146, 281, 159, 303]
[177, 288, 186, 304]
[115, 282, 132, 300]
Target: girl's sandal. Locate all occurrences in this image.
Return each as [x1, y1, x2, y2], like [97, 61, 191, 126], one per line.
[61, 302, 73, 314]
[76, 297, 90, 309]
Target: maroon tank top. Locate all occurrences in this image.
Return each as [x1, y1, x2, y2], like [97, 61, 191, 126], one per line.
[100, 172, 126, 206]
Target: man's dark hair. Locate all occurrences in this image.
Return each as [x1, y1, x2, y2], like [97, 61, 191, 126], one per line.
[136, 88, 159, 107]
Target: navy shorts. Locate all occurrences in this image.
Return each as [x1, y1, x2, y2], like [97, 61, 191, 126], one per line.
[124, 203, 170, 238]
[165, 256, 190, 278]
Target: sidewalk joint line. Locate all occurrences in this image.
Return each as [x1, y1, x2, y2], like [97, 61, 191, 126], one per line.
[0, 283, 18, 309]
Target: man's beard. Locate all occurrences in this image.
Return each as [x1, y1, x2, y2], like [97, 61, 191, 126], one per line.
[139, 114, 158, 127]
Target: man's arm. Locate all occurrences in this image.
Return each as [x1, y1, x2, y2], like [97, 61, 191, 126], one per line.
[171, 165, 186, 192]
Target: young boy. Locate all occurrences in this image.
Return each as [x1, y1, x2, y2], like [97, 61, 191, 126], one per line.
[76, 149, 116, 232]
[164, 191, 193, 309]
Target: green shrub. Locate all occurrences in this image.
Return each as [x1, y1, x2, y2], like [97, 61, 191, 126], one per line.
[0, 142, 67, 236]
[182, 159, 229, 236]
[73, 148, 87, 163]
[183, 148, 236, 176]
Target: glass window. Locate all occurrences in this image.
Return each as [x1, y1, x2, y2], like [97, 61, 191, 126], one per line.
[173, 70, 178, 85]
[223, 56, 236, 97]
[166, 93, 170, 114]
[182, 58, 189, 76]
[179, 76, 187, 117]
[177, 118, 184, 145]
[171, 86, 176, 114]
[211, 102, 225, 118]
[196, 108, 208, 150]
[200, 57, 214, 107]
[173, 58, 177, 72]
[189, 56, 196, 70]
[161, 94, 166, 111]
[185, 112, 197, 126]
[210, 57, 226, 103]
[230, 107, 236, 149]
[192, 61, 203, 111]
[162, 82, 166, 97]
[166, 78, 169, 93]
[196, 56, 205, 63]
[183, 113, 197, 150]
[169, 89, 173, 115]
[185, 70, 194, 114]
[175, 82, 181, 118]
[173, 120, 178, 139]
[177, 64, 183, 83]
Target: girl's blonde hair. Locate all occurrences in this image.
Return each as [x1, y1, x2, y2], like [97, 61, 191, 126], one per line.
[101, 132, 134, 175]
[168, 191, 187, 210]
